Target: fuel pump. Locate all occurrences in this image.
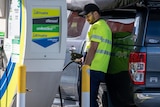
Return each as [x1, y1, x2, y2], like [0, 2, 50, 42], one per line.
[0, 0, 67, 107]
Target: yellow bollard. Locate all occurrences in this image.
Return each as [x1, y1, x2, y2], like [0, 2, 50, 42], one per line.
[81, 65, 90, 107]
[17, 64, 26, 107]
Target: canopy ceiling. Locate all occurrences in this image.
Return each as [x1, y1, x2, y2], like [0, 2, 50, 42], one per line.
[67, 0, 140, 11]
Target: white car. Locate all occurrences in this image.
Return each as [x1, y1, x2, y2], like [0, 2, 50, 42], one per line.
[58, 9, 136, 107]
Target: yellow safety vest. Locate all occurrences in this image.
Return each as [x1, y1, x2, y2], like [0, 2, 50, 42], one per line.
[107, 32, 133, 74]
[87, 19, 112, 73]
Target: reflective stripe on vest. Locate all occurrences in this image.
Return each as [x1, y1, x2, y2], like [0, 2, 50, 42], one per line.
[96, 49, 111, 56]
[92, 35, 112, 45]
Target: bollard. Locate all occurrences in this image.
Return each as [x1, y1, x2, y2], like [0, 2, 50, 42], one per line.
[81, 65, 90, 107]
[17, 64, 26, 107]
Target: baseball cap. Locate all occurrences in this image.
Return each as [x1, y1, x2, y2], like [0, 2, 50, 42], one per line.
[79, 3, 100, 16]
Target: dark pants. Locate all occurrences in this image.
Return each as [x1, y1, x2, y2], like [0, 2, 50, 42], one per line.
[106, 71, 135, 107]
[90, 70, 105, 107]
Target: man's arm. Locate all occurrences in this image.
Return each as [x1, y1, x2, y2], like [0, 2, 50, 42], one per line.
[84, 41, 99, 65]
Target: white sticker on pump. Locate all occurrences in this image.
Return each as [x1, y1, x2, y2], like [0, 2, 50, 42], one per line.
[12, 38, 20, 62]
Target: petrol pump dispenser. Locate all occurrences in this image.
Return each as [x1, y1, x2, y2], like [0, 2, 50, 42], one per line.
[1, 0, 67, 107]
[22, 0, 67, 107]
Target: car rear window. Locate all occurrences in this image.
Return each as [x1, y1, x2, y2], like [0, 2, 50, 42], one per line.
[145, 10, 160, 45]
[107, 19, 134, 46]
[67, 12, 85, 38]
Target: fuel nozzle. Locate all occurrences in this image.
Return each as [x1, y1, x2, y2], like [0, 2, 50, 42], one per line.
[69, 45, 83, 61]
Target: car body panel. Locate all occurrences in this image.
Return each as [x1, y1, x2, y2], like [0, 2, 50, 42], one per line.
[59, 11, 89, 100]
[134, 93, 160, 107]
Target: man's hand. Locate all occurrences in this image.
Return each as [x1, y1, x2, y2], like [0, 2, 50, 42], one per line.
[74, 57, 84, 63]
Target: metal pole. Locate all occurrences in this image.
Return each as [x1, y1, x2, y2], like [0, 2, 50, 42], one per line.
[17, 64, 26, 107]
[81, 65, 90, 107]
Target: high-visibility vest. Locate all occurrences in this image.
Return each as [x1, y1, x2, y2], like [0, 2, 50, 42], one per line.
[107, 32, 134, 74]
[87, 19, 112, 73]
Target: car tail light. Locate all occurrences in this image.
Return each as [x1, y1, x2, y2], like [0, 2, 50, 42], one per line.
[129, 52, 146, 85]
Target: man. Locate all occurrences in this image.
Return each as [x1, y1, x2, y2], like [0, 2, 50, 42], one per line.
[80, 3, 112, 107]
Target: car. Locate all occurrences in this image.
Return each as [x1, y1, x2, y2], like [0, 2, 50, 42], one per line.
[129, 0, 160, 107]
[57, 8, 137, 107]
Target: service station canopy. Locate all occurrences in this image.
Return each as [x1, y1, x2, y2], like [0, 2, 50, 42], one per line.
[67, 0, 160, 12]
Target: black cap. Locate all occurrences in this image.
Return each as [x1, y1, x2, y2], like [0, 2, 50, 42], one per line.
[79, 3, 100, 16]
